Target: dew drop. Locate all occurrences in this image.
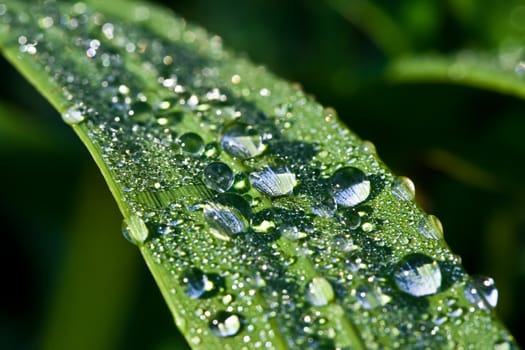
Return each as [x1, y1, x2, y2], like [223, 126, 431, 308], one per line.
[203, 194, 251, 241]
[204, 142, 221, 158]
[494, 340, 515, 350]
[393, 253, 442, 297]
[209, 311, 244, 338]
[330, 167, 371, 207]
[356, 283, 391, 310]
[311, 194, 337, 218]
[121, 215, 149, 245]
[232, 172, 251, 193]
[221, 122, 266, 159]
[280, 225, 307, 240]
[464, 275, 498, 310]
[418, 215, 444, 240]
[391, 176, 416, 201]
[305, 277, 335, 306]
[180, 267, 224, 299]
[202, 162, 234, 192]
[62, 107, 85, 125]
[179, 132, 204, 155]
[250, 166, 297, 197]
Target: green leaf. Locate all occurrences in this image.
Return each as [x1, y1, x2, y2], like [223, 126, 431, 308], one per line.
[0, 1, 518, 349]
[387, 51, 525, 99]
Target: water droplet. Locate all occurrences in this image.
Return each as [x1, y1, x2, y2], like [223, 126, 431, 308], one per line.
[311, 194, 337, 218]
[221, 123, 265, 159]
[62, 106, 85, 125]
[232, 172, 251, 193]
[280, 225, 307, 240]
[418, 215, 444, 240]
[204, 142, 221, 158]
[122, 215, 149, 245]
[464, 275, 498, 310]
[330, 167, 370, 207]
[250, 166, 297, 197]
[209, 311, 243, 338]
[494, 340, 515, 350]
[361, 222, 374, 232]
[180, 267, 224, 299]
[178, 132, 204, 155]
[202, 162, 234, 192]
[356, 284, 391, 310]
[203, 194, 251, 241]
[305, 277, 334, 306]
[393, 253, 442, 297]
[391, 176, 416, 201]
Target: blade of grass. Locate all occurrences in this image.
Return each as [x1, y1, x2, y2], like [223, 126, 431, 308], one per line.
[326, 0, 412, 57]
[387, 52, 525, 99]
[0, 1, 518, 349]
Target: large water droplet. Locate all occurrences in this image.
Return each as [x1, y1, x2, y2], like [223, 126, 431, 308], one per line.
[209, 311, 243, 338]
[464, 275, 498, 310]
[178, 132, 204, 155]
[393, 253, 442, 297]
[121, 215, 149, 245]
[330, 167, 370, 207]
[391, 176, 416, 201]
[418, 215, 444, 240]
[220, 122, 265, 159]
[305, 277, 334, 306]
[202, 162, 234, 192]
[356, 283, 392, 310]
[494, 340, 516, 350]
[180, 267, 224, 299]
[203, 194, 250, 241]
[250, 166, 297, 197]
[62, 106, 85, 125]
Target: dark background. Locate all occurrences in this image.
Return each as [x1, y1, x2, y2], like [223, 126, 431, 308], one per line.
[1, 0, 524, 349]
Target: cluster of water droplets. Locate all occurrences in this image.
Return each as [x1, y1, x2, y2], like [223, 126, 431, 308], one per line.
[1, 1, 514, 347]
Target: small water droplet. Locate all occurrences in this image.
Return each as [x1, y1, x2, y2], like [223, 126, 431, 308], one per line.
[122, 215, 149, 245]
[204, 142, 221, 158]
[311, 194, 337, 218]
[393, 253, 442, 297]
[180, 267, 224, 299]
[515, 61, 525, 76]
[280, 225, 307, 240]
[209, 311, 244, 338]
[178, 132, 204, 155]
[361, 222, 374, 232]
[418, 215, 444, 240]
[232, 172, 251, 193]
[391, 176, 416, 201]
[250, 166, 297, 197]
[356, 284, 391, 310]
[62, 106, 85, 125]
[330, 167, 370, 207]
[221, 123, 266, 159]
[464, 275, 498, 310]
[305, 277, 335, 306]
[203, 194, 251, 241]
[202, 162, 234, 192]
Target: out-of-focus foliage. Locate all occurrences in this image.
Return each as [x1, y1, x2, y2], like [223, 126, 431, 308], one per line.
[1, 0, 524, 349]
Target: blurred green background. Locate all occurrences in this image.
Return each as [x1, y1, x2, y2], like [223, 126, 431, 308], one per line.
[1, 0, 524, 349]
